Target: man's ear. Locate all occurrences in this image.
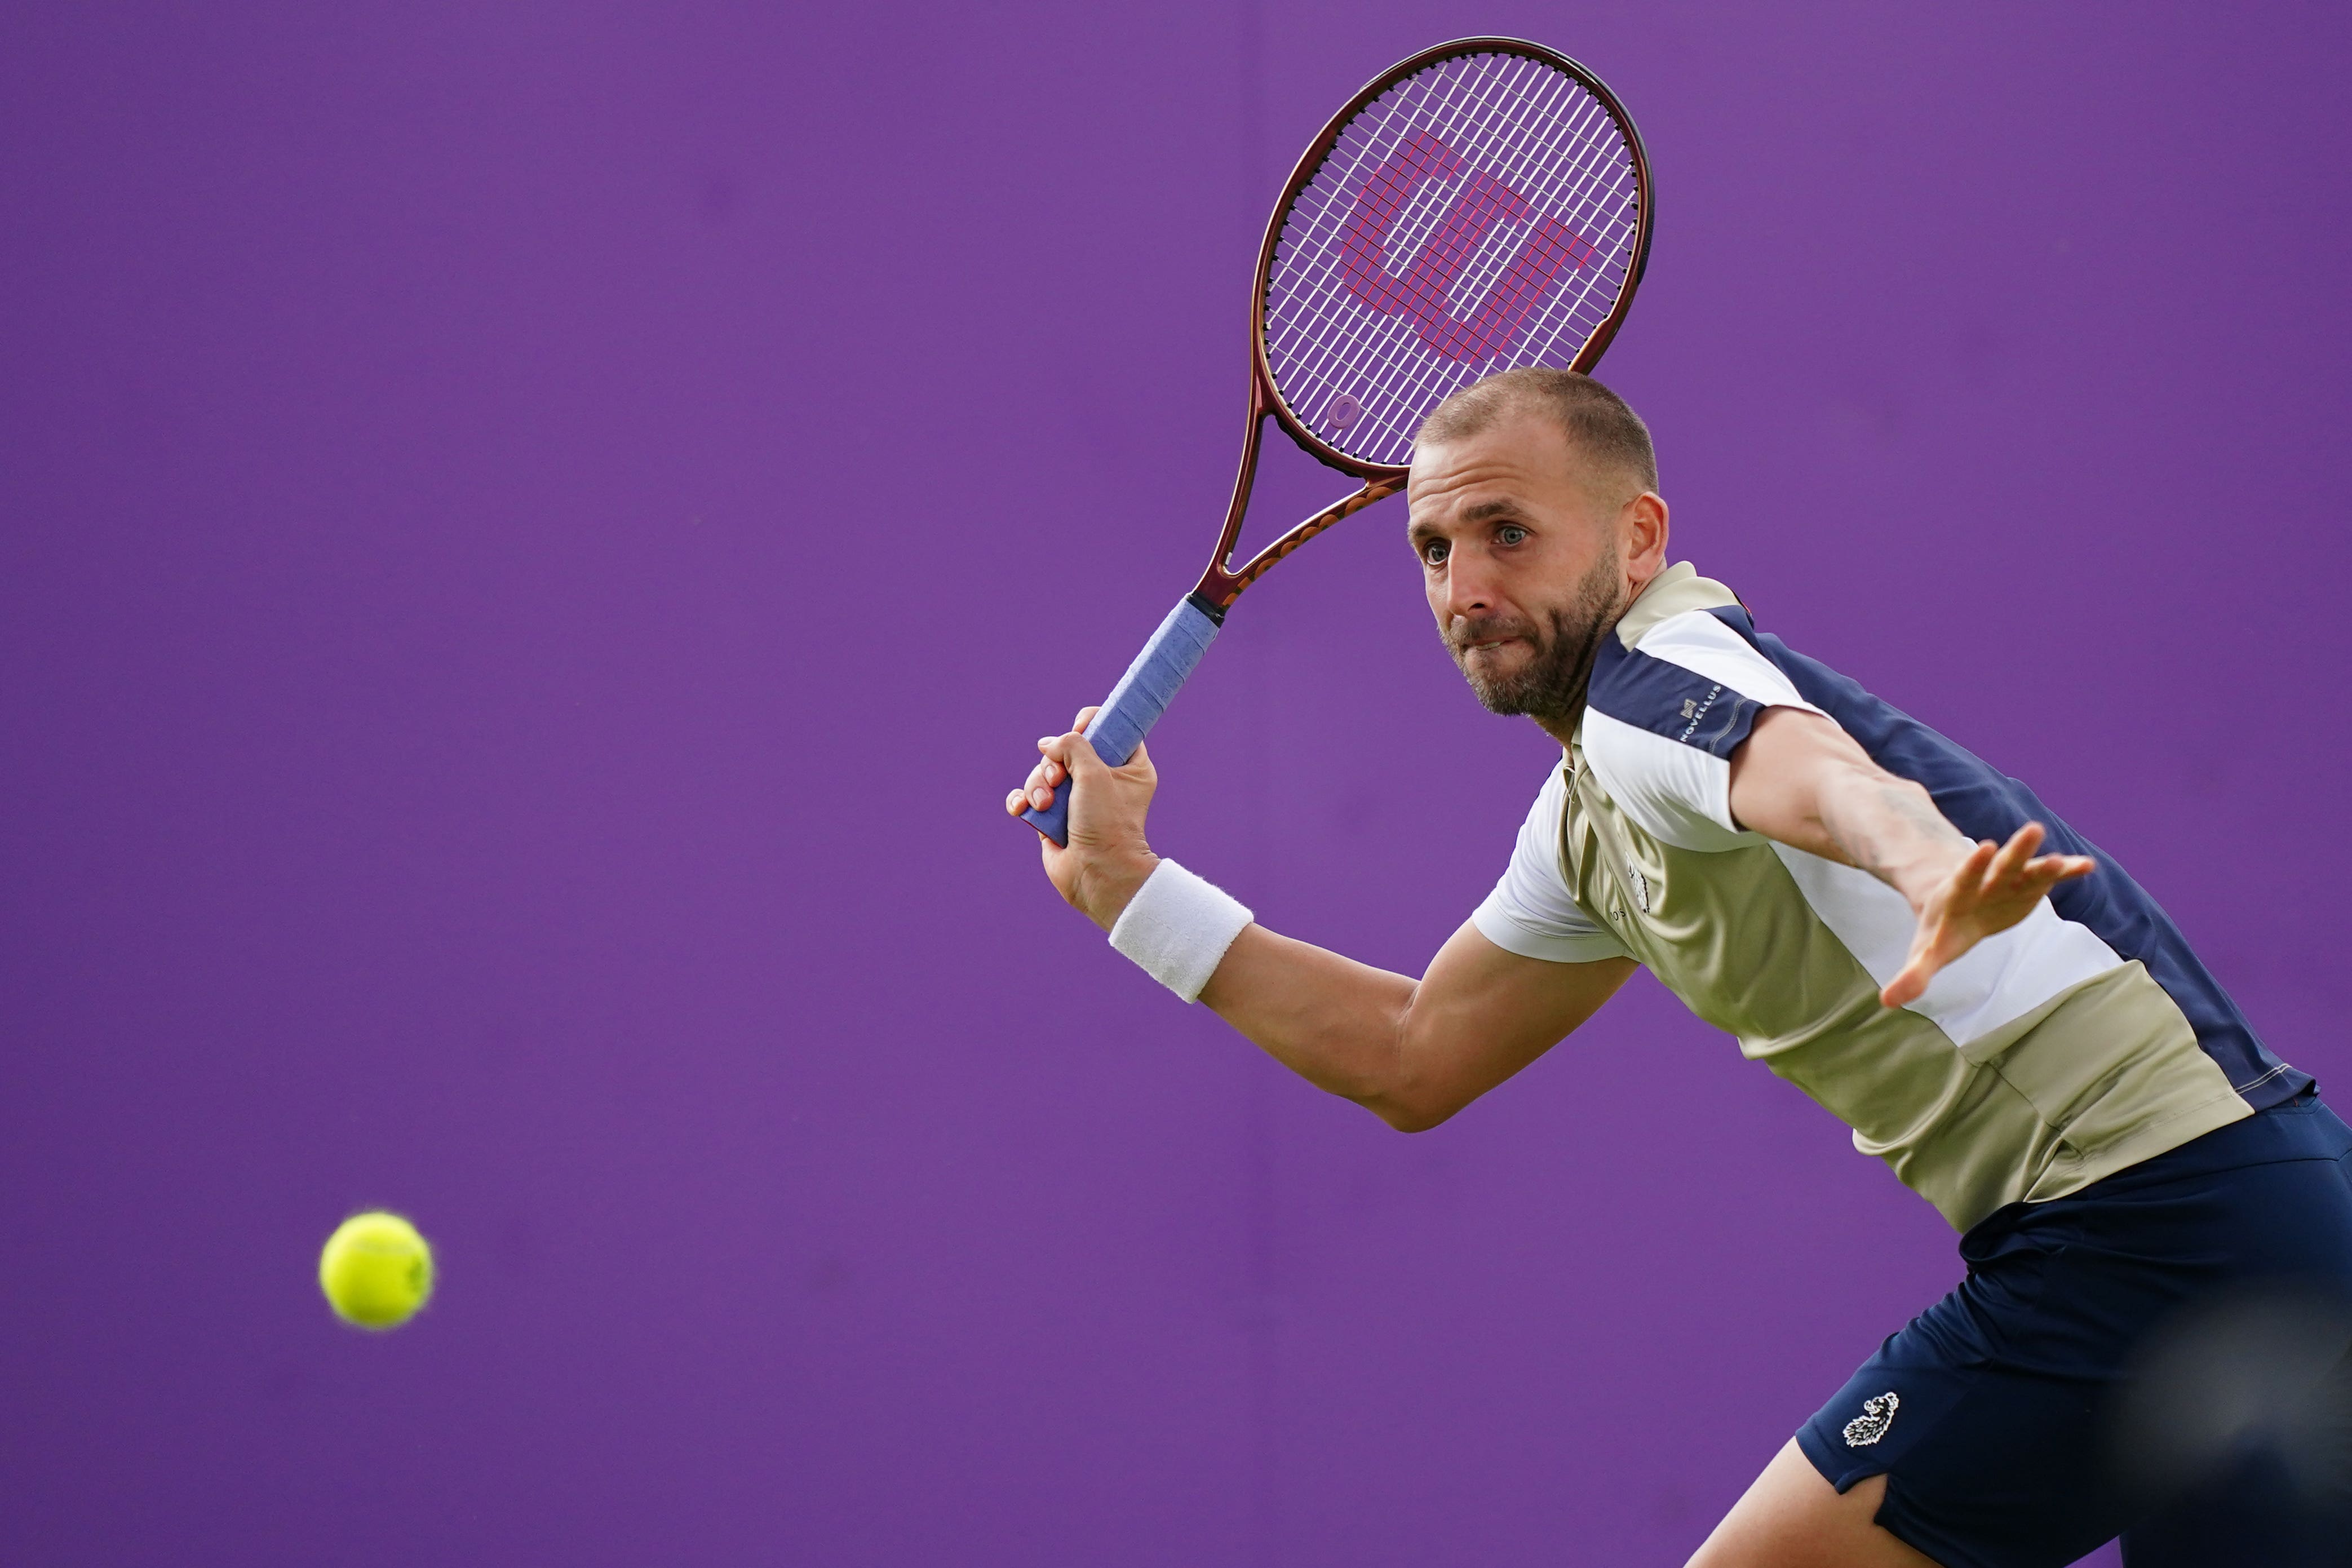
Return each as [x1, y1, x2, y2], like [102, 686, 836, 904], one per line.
[1623, 491, 1669, 575]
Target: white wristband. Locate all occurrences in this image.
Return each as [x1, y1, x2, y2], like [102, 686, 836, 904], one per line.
[1108, 859, 1253, 1003]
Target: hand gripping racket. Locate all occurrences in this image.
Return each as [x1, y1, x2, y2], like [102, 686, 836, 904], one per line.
[1022, 37, 1654, 843]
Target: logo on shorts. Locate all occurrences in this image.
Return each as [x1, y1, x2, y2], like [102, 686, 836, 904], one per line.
[1842, 1391, 1900, 1448]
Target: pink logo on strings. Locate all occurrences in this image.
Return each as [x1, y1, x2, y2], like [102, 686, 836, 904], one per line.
[1336, 130, 1598, 363]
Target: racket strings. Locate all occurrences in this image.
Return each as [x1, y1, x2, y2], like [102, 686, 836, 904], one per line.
[1292, 61, 1638, 455]
[1261, 49, 1645, 469]
[1272, 54, 1638, 432]
[1314, 69, 1628, 431]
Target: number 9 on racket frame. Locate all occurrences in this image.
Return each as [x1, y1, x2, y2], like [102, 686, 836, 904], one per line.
[1021, 36, 1654, 844]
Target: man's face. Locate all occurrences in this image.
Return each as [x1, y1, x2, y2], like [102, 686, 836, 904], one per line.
[1406, 409, 1638, 727]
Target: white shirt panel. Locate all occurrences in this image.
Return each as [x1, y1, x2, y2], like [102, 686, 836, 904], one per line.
[1472, 764, 1633, 964]
[1635, 610, 1823, 715]
[1581, 610, 1830, 843]
[1581, 710, 1753, 852]
[1768, 842, 2128, 1051]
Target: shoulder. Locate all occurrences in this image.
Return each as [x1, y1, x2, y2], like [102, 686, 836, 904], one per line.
[1587, 565, 1817, 758]
[1579, 565, 1824, 845]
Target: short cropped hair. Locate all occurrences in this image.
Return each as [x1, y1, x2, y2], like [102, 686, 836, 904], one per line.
[1415, 368, 1658, 495]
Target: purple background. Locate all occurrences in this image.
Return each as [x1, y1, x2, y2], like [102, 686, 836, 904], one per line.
[3, 5, 2345, 1564]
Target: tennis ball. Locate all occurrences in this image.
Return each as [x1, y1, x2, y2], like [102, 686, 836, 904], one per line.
[318, 1210, 435, 1330]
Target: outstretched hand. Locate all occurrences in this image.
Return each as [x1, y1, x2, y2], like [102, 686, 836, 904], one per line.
[1004, 706, 1161, 930]
[1881, 822, 2096, 1008]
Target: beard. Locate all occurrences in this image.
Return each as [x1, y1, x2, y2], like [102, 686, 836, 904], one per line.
[1444, 546, 1625, 727]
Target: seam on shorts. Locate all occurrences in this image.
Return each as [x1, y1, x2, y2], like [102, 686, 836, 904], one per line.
[1873, 1469, 2015, 1568]
[1862, 1369, 2034, 1568]
[1800, 1339, 2012, 1499]
[1796, 1427, 1890, 1499]
[1796, 1415, 1883, 1495]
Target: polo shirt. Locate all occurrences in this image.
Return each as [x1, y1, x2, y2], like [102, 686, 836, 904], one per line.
[1472, 562, 2311, 1230]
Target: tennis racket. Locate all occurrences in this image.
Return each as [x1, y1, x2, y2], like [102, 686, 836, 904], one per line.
[1022, 36, 1654, 844]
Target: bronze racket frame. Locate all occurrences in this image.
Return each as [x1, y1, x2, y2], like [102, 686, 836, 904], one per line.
[1190, 35, 1655, 617]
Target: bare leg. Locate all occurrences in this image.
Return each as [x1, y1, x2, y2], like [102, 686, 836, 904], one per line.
[1686, 1440, 1945, 1568]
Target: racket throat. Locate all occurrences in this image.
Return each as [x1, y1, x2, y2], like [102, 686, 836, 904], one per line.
[1184, 588, 1229, 626]
[1195, 407, 1406, 611]
[1193, 477, 1406, 612]
[1194, 407, 1274, 611]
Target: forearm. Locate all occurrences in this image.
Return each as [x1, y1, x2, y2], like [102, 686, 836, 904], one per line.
[1812, 762, 1972, 909]
[1014, 728, 1618, 1131]
[1195, 919, 1632, 1132]
[1197, 925, 1423, 1120]
[1092, 865, 1634, 1130]
[1730, 708, 1972, 913]
[1725, 707, 2096, 1010]
[1075, 855, 1431, 1124]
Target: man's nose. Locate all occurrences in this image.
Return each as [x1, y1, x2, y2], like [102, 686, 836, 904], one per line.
[1444, 554, 1495, 618]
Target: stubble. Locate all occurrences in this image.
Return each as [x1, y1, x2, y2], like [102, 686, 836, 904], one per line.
[1445, 545, 1625, 730]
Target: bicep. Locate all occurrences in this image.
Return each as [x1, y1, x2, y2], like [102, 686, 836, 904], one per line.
[1396, 920, 1636, 1120]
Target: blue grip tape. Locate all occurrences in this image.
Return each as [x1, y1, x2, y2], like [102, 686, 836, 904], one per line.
[1020, 595, 1221, 846]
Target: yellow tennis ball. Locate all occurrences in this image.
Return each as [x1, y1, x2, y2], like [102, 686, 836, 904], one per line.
[318, 1210, 435, 1330]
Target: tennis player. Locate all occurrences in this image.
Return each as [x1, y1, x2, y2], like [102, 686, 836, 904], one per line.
[1008, 369, 2352, 1567]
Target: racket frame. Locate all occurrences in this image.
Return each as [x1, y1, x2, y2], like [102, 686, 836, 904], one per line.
[1191, 35, 1656, 617]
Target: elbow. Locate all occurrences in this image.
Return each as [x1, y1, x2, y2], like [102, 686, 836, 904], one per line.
[1360, 1005, 1466, 1132]
[1366, 1086, 1464, 1135]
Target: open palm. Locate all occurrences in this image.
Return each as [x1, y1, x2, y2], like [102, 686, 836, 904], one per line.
[1881, 822, 2096, 1008]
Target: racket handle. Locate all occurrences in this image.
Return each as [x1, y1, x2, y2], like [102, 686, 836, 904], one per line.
[1020, 593, 1222, 846]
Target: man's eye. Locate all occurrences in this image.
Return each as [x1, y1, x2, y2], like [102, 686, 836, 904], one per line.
[1421, 539, 1449, 565]
[1497, 524, 1527, 546]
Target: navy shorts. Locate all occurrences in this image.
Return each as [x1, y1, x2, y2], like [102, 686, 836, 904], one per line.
[1797, 1092, 2352, 1568]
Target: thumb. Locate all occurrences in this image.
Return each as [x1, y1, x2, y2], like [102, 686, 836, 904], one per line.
[1881, 926, 1938, 1008]
[1880, 961, 1928, 1009]
[1042, 728, 1110, 784]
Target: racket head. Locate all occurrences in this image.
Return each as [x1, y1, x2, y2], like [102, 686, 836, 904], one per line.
[1253, 38, 1654, 480]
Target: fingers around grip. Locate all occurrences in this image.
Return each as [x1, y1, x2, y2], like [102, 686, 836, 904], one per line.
[1041, 725, 1110, 777]
[1008, 703, 1135, 834]
[1044, 728, 1152, 784]
[1006, 706, 1107, 827]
